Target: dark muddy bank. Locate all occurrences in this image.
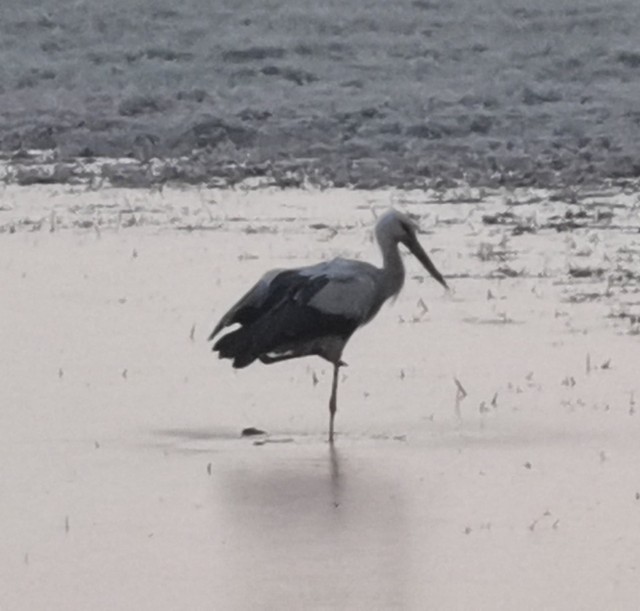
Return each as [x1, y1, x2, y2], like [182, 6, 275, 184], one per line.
[2, 0, 640, 189]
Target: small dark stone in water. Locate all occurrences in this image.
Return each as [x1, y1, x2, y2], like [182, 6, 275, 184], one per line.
[242, 427, 266, 437]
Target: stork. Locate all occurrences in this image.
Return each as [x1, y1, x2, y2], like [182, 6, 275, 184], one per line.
[209, 209, 448, 442]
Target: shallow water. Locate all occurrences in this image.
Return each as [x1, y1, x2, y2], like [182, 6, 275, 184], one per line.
[2, 186, 640, 609]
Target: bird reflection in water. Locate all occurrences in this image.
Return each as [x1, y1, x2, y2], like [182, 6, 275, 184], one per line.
[214, 443, 410, 608]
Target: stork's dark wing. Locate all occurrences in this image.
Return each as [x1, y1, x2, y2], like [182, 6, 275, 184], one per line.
[210, 261, 379, 368]
[208, 269, 282, 340]
[209, 269, 327, 338]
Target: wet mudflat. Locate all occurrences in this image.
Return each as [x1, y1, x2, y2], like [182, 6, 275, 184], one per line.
[1, 185, 640, 609]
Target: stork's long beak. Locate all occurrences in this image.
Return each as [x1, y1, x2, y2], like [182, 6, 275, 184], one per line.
[405, 233, 449, 289]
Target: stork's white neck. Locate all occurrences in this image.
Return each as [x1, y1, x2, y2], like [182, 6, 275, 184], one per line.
[378, 233, 405, 300]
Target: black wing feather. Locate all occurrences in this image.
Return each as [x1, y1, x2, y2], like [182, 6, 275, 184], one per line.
[212, 270, 358, 368]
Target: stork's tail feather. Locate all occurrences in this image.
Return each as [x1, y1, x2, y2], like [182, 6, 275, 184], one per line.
[212, 327, 258, 368]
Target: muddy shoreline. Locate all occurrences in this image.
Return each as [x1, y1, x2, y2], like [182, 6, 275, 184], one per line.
[3, 148, 640, 193]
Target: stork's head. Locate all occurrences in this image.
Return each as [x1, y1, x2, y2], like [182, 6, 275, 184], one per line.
[375, 209, 448, 289]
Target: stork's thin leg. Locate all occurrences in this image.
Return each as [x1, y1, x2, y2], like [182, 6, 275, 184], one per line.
[328, 363, 340, 443]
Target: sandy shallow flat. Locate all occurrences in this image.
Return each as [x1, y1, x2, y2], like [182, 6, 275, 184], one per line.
[1, 185, 640, 609]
